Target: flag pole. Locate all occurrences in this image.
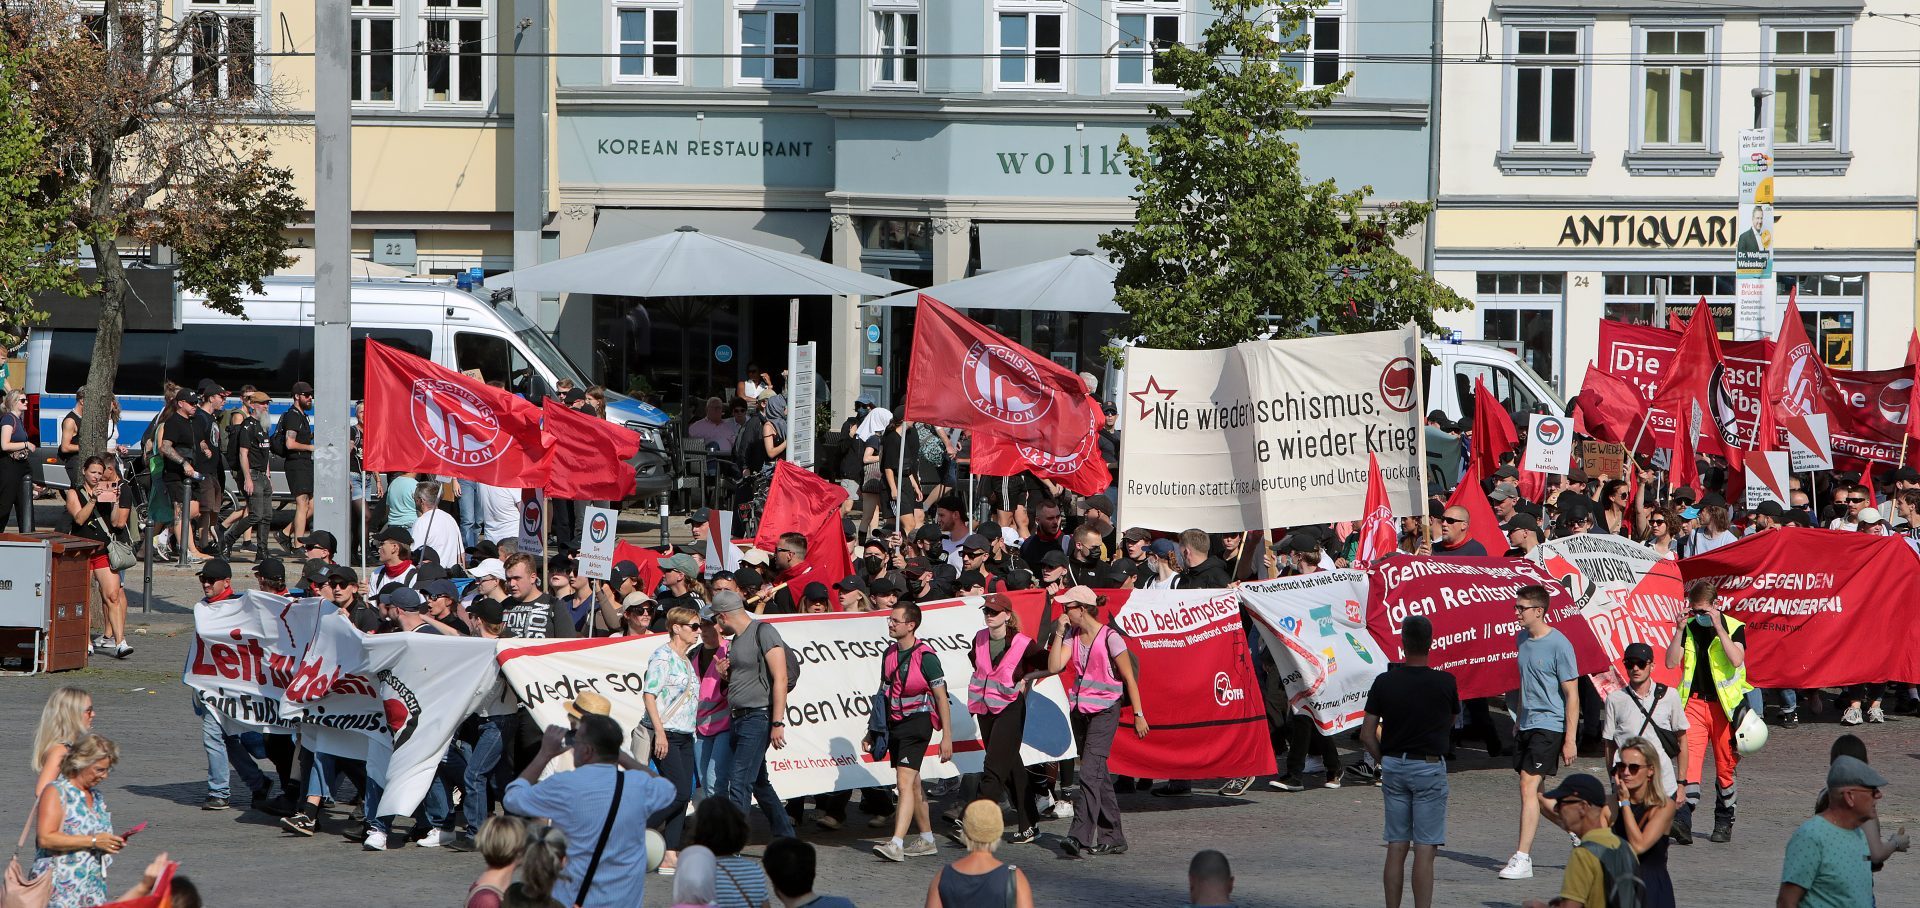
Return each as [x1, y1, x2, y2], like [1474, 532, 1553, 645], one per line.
[1412, 326, 1430, 520]
[1229, 530, 1249, 582]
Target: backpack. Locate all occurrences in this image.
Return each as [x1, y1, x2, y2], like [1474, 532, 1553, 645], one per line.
[733, 413, 767, 466]
[755, 620, 801, 691]
[270, 412, 292, 458]
[1578, 835, 1644, 908]
[914, 424, 946, 468]
[224, 413, 250, 469]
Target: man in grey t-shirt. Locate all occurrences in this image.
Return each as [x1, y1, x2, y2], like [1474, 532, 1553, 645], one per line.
[1498, 584, 1579, 883]
[712, 591, 796, 838]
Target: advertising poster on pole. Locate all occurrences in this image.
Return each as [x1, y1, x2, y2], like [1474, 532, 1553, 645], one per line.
[788, 341, 817, 467]
[1734, 128, 1776, 339]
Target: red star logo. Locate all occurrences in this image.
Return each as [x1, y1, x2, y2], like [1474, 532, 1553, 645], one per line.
[1129, 376, 1177, 422]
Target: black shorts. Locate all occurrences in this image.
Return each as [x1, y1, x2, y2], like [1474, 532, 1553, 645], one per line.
[194, 472, 222, 511]
[285, 459, 313, 497]
[1513, 729, 1563, 777]
[888, 713, 934, 772]
[164, 479, 191, 519]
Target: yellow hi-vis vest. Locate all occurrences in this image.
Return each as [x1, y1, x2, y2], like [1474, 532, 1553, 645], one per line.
[1681, 614, 1754, 718]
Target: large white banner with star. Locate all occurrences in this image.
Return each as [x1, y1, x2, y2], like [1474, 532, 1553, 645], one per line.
[1117, 329, 1425, 532]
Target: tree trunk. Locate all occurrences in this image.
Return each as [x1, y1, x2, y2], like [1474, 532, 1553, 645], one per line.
[77, 143, 125, 459]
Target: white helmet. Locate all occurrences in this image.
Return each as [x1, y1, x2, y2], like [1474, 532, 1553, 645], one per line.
[1735, 707, 1769, 755]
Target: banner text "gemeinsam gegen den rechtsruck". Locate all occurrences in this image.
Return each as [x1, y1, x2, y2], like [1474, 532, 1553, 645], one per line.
[1118, 329, 1425, 533]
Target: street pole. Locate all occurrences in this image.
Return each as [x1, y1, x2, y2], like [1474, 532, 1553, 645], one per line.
[313, 1, 352, 545]
[512, 0, 549, 326]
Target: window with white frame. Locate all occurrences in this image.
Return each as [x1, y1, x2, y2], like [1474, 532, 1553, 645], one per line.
[185, 0, 258, 100]
[1299, 0, 1347, 88]
[350, 0, 397, 104]
[1510, 27, 1582, 146]
[736, 1, 803, 86]
[995, 3, 1063, 88]
[614, 0, 682, 82]
[1114, 0, 1181, 89]
[1639, 28, 1708, 147]
[423, 0, 487, 105]
[74, 1, 146, 65]
[1770, 27, 1841, 147]
[871, 2, 920, 88]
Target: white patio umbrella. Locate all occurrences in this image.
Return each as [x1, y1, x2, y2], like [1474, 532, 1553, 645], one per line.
[871, 248, 1121, 313]
[490, 225, 909, 298]
[273, 248, 414, 279]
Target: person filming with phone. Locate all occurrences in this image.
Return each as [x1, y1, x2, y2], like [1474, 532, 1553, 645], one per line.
[1664, 581, 1750, 845]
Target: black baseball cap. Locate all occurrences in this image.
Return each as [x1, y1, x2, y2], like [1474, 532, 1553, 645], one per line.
[422, 579, 459, 602]
[869, 576, 902, 596]
[467, 598, 505, 625]
[197, 559, 232, 581]
[298, 530, 338, 553]
[914, 524, 943, 544]
[377, 584, 426, 611]
[1755, 500, 1786, 519]
[1622, 642, 1655, 664]
[957, 570, 986, 590]
[1038, 550, 1069, 570]
[1082, 494, 1114, 515]
[1543, 773, 1608, 806]
[836, 574, 868, 594]
[802, 581, 831, 603]
[961, 533, 995, 553]
[686, 508, 712, 526]
[300, 558, 331, 586]
[291, 381, 314, 396]
[609, 560, 640, 586]
[1493, 465, 1519, 479]
[172, 390, 201, 406]
[251, 559, 286, 582]
[325, 565, 358, 587]
[373, 526, 413, 546]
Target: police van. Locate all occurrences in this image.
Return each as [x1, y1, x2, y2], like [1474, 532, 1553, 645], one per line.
[22, 277, 674, 497]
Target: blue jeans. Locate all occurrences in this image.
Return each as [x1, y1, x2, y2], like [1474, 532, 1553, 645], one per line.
[424, 742, 470, 832]
[364, 773, 388, 834]
[456, 479, 482, 550]
[696, 728, 735, 801]
[197, 700, 267, 799]
[724, 709, 795, 838]
[463, 715, 510, 834]
[303, 749, 335, 801]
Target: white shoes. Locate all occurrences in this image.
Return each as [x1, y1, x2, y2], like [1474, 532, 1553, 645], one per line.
[362, 829, 388, 852]
[1498, 852, 1533, 880]
[417, 829, 447, 848]
[1843, 706, 1864, 726]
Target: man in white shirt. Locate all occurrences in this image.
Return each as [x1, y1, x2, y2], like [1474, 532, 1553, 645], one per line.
[411, 480, 465, 570]
[478, 482, 522, 545]
[1601, 642, 1689, 819]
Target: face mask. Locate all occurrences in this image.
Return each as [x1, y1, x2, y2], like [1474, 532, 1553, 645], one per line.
[1693, 613, 1713, 628]
[864, 555, 885, 573]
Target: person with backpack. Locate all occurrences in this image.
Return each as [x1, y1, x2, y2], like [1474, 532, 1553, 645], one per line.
[1521, 773, 1642, 908]
[866, 600, 954, 862]
[1601, 642, 1689, 834]
[226, 391, 275, 562]
[710, 590, 798, 841]
[1043, 585, 1148, 857]
[277, 381, 316, 551]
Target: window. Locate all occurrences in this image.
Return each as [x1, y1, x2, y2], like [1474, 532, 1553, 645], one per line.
[1511, 28, 1581, 146]
[996, 4, 1063, 88]
[456, 332, 549, 401]
[1115, 0, 1181, 89]
[1770, 28, 1840, 147]
[1640, 29, 1707, 146]
[872, 3, 920, 88]
[1601, 273, 1735, 325]
[736, 2, 803, 86]
[186, 0, 258, 100]
[75, 2, 146, 65]
[1297, 0, 1346, 88]
[1780, 273, 1864, 367]
[350, 0, 397, 104]
[1455, 362, 1546, 425]
[1473, 272, 1564, 389]
[423, 0, 487, 105]
[614, 1, 681, 82]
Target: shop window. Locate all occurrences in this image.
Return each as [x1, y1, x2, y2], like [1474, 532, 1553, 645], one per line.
[1638, 28, 1710, 147]
[1114, 0, 1182, 90]
[872, 2, 920, 88]
[1769, 27, 1842, 148]
[995, 3, 1064, 89]
[1601, 273, 1735, 326]
[350, 0, 397, 104]
[614, 1, 682, 82]
[423, 0, 488, 105]
[1779, 273, 1864, 368]
[736, 1, 804, 87]
[185, 0, 258, 100]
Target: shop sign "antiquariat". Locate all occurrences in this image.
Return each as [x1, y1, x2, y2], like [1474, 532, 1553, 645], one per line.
[1556, 213, 1750, 249]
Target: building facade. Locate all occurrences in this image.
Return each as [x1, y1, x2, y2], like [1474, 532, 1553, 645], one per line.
[547, 0, 1439, 415]
[1433, 0, 1916, 400]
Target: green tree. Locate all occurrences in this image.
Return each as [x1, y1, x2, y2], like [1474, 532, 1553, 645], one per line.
[1100, 0, 1466, 351]
[0, 39, 85, 349]
[0, 0, 299, 454]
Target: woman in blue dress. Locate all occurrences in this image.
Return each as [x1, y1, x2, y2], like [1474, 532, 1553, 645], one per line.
[32, 735, 122, 908]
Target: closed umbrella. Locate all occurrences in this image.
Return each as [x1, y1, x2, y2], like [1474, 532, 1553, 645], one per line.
[871, 248, 1120, 313]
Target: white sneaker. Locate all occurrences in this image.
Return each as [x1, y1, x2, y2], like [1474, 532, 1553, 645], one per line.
[362, 829, 388, 852]
[1867, 706, 1887, 723]
[1843, 706, 1864, 726]
[417, 828, 447, 848]
[1497, 852, 1533, 880]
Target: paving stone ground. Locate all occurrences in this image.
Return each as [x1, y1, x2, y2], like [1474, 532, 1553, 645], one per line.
[3, 504, 1915, 906]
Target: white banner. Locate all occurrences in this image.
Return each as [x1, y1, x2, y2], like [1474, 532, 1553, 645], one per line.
[362, 633, 505, 820]
[1238, 571, 1388, 734]
[1529, 535, 1685, 696]
[1118, 329, 1424, 532]
[1522, 414, 1574, 474]
[184, 593, 384, 762]
[497, 601, 1076, 799]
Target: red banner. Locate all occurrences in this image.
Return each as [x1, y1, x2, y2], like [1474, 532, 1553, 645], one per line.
[752, 461, 856, 593]
[540, 398, 641, 501]
[1445, 472, 1508, 558]
[361, 339, 548, 486]
[1678, 528, 1920, 688]
[1827, 366, 1913, 464]
[1597, 320, 1771, 452]
[1366, 556, 1611, 699]
[905, 294, 1095, 456]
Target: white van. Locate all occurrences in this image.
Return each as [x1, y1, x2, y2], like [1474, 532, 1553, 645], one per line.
[23, 277, 674, 496]
[1421, 336, 1566, 490]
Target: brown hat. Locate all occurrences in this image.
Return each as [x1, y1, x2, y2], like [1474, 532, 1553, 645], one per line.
[243, 391, 271, 405]
[962, 799, 1005, 846]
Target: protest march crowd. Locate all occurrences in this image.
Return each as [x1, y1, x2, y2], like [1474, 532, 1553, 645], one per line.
[14, 294, 1920, 908]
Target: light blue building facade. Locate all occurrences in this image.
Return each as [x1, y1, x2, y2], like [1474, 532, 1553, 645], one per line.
[546, 0, 1437, 413]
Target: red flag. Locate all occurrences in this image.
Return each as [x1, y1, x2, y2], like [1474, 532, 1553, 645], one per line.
[1573, 365, 1647, 446]
[1907, 332, 1920, 444]
[1668, 410, 1699, 497]
[969, 397, 1111, 497]
[362, 339, 548, 486]
[1666, 310, 1688, 332]
[905, 294, 1094, 455]
[539, 398, 642, 500]
[1763, 292, 1843, 459]
[753, 461, 855, 594]
[1517, 467, 1548, 504]
[612, 540, 664, 594]
[98, 862, 175, 908]
[1469, 378, 1518, 481]
[1861, 461, 1878, 506]
[1445, 474, 1508, 557]
[1650, 302, 1737, 458]
[1356, 453, 1397, 563]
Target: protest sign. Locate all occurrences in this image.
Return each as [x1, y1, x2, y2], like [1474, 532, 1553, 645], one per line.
[1598, 320, 1770, 451]
[1530, 535, 1684, 694]
[1366, 556, 1610, 699]
[1744, 450, 1791, 510]
[1239, 571, 1387, 734]
[1786, 413, 1834, 472]
[1681, 528, 1920, 687]
[577, 506, 618, 580]
[1578, 441, 1626, 482]
[185, 593, 385, 761]
[518, 489, 545, 551]
[1118, 329, 1424, 532]
[1098, 589, 1276, 780]
[496, 602, 1077, 799]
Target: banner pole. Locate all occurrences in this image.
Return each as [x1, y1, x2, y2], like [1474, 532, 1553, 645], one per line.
[1412, 327, 1430, 517]
[540, 493, 550, 569]
[1230, 530, 1249, 581]
[896, 426, 908, 527]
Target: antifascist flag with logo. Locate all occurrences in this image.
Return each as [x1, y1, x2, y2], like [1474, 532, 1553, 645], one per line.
[1469, 378, 1518, 481]
[539, 398, 641, 501]
[970, 396, 1112, 497]
[362, 339, 548, 486]
[904, 294, 1096, 456]
[1650, 301, 1738, 458]
[1763, 292, 1843, 459]
[1356, 452, 1397, 564]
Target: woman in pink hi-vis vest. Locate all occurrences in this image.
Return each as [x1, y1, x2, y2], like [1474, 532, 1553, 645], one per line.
[1043, 586, 1149, 857]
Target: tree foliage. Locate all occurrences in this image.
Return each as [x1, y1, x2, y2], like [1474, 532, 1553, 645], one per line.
[1100, 0, 1467, 352]
[0, 39, 85, 348]
[0, 0, 297, 452]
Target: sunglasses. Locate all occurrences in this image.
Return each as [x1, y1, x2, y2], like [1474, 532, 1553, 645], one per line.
[1438, 516, 1465, 525]
[1848, 498, 1869, 504]
[1555, 797, 1589, 810]
[1623, 659, 1649, 669]
[1613, 762, 1647, 775]
[1648, 518, 1666, 525]
[1513, 604, 1543, 613]
[964, 550, 987, 558]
